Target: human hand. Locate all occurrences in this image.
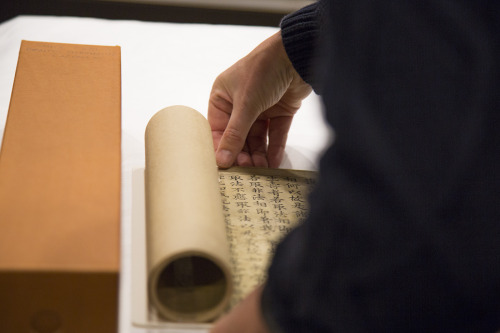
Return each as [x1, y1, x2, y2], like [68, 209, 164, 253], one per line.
[208, 31, 312, 168]
[210, 286, 270, 333]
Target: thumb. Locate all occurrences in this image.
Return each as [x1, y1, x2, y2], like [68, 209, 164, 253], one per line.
[215, 105, 259, 168]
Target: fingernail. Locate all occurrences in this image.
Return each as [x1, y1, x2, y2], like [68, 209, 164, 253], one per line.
[216, 149, 233, 168]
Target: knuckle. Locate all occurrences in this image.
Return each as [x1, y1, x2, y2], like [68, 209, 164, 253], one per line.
[222, 127, 245, 146]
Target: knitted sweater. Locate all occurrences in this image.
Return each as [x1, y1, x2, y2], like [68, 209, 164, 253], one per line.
[262, 1, 500, 332]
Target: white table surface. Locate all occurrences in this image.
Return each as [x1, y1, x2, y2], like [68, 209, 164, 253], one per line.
[0, 15, 332, 333]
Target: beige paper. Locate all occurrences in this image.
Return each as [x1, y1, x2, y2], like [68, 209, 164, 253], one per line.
[145, 106, 232, 323]
[218, 167, 314, 307]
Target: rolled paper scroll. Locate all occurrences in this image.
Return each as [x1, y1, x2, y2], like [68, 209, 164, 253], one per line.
[145, 105, 232, 322]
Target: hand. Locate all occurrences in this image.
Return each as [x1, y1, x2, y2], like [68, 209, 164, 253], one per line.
[210, 286, 270, 333]
[208, 31, 312, 168]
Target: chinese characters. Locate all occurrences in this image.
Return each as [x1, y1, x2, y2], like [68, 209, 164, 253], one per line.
[218, 168, 316, 307]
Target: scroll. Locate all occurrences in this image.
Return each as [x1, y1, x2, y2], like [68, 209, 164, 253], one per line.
[144, 105, 316, 324]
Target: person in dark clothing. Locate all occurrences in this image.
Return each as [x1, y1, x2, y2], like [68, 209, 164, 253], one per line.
[208, 1, 500, 332]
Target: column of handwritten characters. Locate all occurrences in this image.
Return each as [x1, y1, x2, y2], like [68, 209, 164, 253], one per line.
[218, 169, 315, 307]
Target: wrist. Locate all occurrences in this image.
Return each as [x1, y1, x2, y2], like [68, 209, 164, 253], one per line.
[266, 31, 304, 88]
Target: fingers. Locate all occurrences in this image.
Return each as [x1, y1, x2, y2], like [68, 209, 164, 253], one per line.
[268, 116, 293, 168]
[228, 116, 292, 169]
[236, 142, 253, 167]
[215, 103, 261, 168]
[212, 105, 293, 169]
[209, 87, 254, 168]
[247, 119, 269, 168]
[208, 91, 233, 158]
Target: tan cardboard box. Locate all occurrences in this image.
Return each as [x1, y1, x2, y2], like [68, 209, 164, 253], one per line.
[0, 41, 121, 333]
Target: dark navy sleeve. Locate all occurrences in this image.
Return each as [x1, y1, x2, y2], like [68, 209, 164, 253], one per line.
[262, 1, 500, 332]
[279, 2, 324, 91]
